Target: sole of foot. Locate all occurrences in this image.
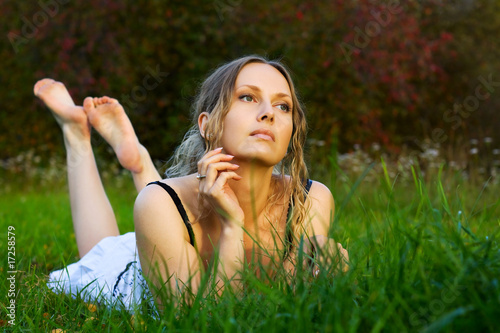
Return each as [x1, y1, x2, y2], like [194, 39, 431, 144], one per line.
[34, 78, 90, 141]
[83, 96, 143, 173]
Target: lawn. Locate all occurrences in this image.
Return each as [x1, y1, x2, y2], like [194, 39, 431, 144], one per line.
[0, 160, 499, 332]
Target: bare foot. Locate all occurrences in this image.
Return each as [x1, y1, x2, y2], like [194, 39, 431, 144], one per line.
[34, 78, 90, 143]
[83, 96, 143, 173]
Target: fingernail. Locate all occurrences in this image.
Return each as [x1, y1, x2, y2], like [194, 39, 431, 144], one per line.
[226, 154, 234, 158]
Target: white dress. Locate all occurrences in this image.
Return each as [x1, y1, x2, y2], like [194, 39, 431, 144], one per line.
[48, 232, 152, 311]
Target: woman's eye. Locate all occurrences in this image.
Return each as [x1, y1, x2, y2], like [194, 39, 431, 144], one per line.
[240, 95, 254, 102]
[276, 103, 291, 112]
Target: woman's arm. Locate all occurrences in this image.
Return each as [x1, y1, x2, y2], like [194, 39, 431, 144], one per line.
[215, 222, 244, 292]
[134, 184, 202, 305]
[302, 181, 349, 275]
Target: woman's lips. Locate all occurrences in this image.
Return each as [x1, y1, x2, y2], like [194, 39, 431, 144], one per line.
[250, 129, 275, 141]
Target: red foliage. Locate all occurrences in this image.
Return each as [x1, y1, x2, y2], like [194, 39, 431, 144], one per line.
[0, 0, 498, 161]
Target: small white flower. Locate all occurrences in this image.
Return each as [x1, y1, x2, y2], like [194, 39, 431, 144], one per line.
[484, 137, 493, 144]
[427, 149, 439, 158]
[469, 148, 479, 155]
[470, 139, 479, 145]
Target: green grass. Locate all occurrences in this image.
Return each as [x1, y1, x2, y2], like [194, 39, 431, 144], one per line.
[1, 165, 499, 332]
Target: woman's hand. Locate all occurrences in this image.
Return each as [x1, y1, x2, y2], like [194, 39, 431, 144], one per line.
[197, 147, 244, 227]
[304, 235, 349, 276]
[197, 147, 246, 291]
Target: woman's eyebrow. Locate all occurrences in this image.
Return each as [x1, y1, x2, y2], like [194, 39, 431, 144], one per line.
[275, 92, 292, 100]
[236, 84, 292, 99]
[236, 84, 261, 92]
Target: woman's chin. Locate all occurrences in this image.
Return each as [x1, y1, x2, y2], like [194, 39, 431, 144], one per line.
[226, 144, 286, 166]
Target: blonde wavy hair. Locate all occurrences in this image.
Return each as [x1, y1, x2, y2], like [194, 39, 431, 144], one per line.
[166, 55, 310, 249]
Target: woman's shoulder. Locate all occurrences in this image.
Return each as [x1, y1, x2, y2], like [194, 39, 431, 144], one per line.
[134, 178, 181, 218]
[307, 179, 333, 201]
[137, 175, 197, 198]
[134, 174, 199, 223]
[277, 175, 333, 200]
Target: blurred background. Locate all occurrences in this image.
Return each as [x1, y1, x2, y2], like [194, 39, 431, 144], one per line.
[1, 0, 500, 182]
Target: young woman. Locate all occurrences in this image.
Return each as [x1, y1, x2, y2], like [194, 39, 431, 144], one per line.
[35, 55, 348, 310]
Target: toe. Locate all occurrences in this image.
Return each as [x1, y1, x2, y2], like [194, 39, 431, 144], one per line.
[34, 78, 55, 96]
[83, 97, 95, 114]
[101, 96, 118, 104]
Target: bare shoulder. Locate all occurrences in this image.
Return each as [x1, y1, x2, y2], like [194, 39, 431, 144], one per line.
[279, 175, 334, 206]
[134, 178, 182, 215]
[308, 180, 334, 206]
[305, 179, 335, 236]
[134, 177, 193, 243]
[277, 176, 334, 235]
[134, 176, 194, 211]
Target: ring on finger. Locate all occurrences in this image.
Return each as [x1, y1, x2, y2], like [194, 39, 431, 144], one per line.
[196, 174, 207, 180]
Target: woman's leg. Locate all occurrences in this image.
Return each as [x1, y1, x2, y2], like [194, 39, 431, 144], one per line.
[83, 96, 161, 192]
[34, 79, 120, 258]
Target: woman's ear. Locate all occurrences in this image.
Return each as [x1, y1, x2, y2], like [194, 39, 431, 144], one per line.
[198, 112, 210, 139]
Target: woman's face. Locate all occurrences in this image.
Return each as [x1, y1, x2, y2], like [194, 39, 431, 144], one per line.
[220, 62, 294, 166]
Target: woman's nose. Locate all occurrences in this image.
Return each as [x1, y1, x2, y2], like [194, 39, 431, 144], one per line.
[258, 101, 274, 122]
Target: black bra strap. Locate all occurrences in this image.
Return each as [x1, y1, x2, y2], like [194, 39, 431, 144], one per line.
[147, 181, 195, 247]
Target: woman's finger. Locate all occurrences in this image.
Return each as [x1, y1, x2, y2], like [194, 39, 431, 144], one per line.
[203, 171, 242, 200]
[311, 235, 328, 249]
[205, 162, 239, 179]
[199, 162, 240, 193]
[197, 147, 223, 173]
[335, 242, 349, 272]
[197, 149, 234, 177]
[210, 171, 242, 191]
[203, 170, 243, 223]
[202, 147, 223, 159]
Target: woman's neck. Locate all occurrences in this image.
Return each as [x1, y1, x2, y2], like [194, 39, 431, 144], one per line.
[228, 159, 275, 224]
